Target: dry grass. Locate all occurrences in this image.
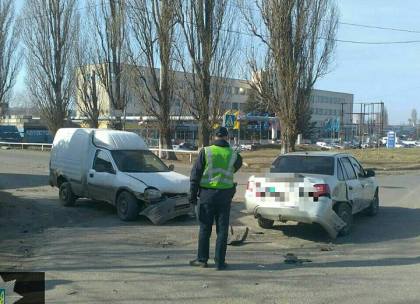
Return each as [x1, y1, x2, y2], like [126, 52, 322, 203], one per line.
[163, 146, 420, 172]
[345, 148, 420, 170]
[241, 147, 420, 172]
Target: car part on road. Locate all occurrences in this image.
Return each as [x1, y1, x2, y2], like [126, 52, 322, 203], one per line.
[365, 190, 379, 216]
[258, 217, 274, 229]
[117, 191, 140, 221]
[336, 203, 353, 236]
[59, 182, 76, 207]
[284, 253, 312, 265]
[227, 226, 249, 246]
[140, 195, 192, 224]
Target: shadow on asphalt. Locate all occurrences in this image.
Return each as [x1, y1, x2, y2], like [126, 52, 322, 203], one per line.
[0, 173, 48, 190]
[275, 206, 420, 244]
[218, 255, 420, 271]
[37, 255, 420, 273]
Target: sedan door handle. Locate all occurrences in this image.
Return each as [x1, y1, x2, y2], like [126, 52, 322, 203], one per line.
[349, 186, 353, 190]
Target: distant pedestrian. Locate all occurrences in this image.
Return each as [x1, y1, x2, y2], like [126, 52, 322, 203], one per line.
[189, 127, 242, 270]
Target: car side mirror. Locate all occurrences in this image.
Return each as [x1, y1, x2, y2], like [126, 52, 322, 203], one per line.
[365, 169, 375, 177]
[168, 164, 175, 171]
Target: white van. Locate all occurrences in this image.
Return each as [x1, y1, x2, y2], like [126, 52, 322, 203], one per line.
[49, 128, 192, 223]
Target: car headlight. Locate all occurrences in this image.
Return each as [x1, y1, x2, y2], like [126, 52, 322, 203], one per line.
[144, 188, 162, 201]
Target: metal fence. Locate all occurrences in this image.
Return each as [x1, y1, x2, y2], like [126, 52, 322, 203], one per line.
[0, 141, 52, 151]
[0, 141, 199, 162]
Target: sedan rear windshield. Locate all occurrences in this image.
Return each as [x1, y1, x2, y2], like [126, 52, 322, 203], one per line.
[111, 150, 169, 173]
[271, 155, 334, 175]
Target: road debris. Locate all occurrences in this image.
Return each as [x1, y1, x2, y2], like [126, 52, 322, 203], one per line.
[66, 290, 77, 295]
[319, 244, 334, 251]
[158, 240, 175, 248]
[284, 253, 312, 265]
[227, 226, 249, 246]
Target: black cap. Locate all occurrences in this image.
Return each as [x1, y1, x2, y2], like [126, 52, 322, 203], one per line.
[215, 127, 229, 137]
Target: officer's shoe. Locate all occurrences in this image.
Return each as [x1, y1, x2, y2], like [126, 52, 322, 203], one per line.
[215, 262, 228, 271]
[189, 259, 208, 268]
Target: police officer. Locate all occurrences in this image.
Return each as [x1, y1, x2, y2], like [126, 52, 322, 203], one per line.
[189, 127, 242, 270]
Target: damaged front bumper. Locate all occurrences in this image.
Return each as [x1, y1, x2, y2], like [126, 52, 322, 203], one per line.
[140, 195, 192, 224]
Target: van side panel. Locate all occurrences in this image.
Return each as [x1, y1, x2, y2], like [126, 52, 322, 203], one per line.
[50, 128, 92, 196]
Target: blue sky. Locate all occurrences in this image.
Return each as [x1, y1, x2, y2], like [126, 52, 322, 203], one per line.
[316, 0, 420, 124]
[14, 0, 420, 124]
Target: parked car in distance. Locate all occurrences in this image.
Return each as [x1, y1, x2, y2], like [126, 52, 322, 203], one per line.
[174, 142, 197, 151]
[245, 152, 379, 238]
[49, 128, 192, 223]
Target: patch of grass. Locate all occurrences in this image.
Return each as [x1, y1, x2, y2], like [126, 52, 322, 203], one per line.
[241, 147, 420, 171]
[343, 148, 420, 170]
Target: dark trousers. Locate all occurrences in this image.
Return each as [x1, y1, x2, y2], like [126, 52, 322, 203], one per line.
[197, 187, 235, 265]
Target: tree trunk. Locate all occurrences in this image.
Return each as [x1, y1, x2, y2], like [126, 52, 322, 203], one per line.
[160, 124, 177, 160]
[199, 119, 211, 147]
[289, 132, 298, 152]
[281, 128, 288, 154]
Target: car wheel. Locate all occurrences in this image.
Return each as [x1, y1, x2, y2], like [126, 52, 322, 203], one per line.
[366, 191, 379, 216]
[336, 203, 353, 236]
[117, 191, 140, 221]
[59, 182, 76, 207]
[258, 217, 274, 229]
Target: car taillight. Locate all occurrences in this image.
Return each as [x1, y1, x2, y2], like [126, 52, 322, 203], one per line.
[313, 184, 331, 199]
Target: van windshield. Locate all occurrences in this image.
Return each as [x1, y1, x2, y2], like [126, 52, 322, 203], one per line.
[111, 150, 169, 173]
[271, 155, 334, 175]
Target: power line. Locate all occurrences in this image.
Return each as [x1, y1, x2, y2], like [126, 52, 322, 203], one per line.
[229, 2, 420, 35]
[332, 38, 420, 45]
[339, 21, 420, 34]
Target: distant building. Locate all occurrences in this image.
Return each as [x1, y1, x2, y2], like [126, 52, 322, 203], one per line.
[74, 64, 353, 142]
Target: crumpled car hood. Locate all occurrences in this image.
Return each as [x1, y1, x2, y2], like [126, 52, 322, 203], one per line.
[125, 171, 189, 193]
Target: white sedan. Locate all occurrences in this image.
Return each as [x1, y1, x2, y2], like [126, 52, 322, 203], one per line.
[245, 152, 379, 238]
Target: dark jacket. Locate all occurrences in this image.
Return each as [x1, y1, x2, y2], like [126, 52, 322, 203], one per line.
[189, 139, 242, 202]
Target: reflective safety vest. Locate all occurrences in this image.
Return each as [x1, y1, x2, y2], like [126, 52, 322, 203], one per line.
[200, 145, 237, 189]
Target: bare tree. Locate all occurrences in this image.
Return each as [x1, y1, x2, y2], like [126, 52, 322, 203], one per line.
[176, 0, 238, 147]
[9, 90, 38, 116]
[127, 0, 178, 159]
[22, 0, 79, 135]
[242, 0, 338, 152]
[0, 0, 22, 113]
[90, 0, 128, 130]
[75, 26, 101, 128]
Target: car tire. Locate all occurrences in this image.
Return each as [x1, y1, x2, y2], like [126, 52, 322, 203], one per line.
[336, 203, 353, 236]
[59, 182, 76, 207]
[117, 191, 140, 221]
[258, 217, 274, 229]
[365, 190, 379, 216]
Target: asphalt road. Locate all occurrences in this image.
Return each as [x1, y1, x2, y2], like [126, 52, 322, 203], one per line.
[1, 149, 420, 303]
